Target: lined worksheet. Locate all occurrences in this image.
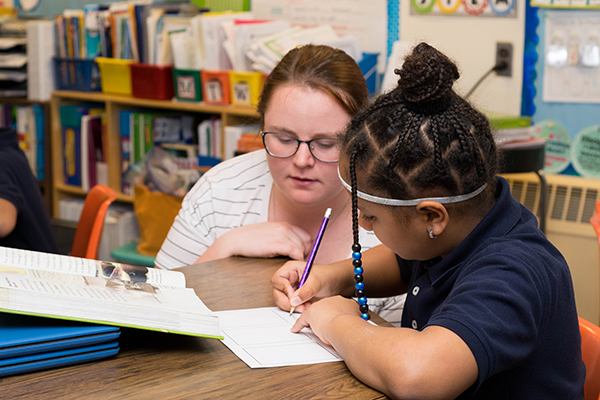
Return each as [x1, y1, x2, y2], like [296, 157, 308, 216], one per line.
[216, 307, 342, 368]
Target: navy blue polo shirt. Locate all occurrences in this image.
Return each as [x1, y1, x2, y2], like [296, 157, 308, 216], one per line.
[0, 127, 58, 253]
[397, 177, 584, 399]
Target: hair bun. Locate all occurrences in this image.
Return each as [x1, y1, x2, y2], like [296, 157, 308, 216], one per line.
[395, 42, 460, 105]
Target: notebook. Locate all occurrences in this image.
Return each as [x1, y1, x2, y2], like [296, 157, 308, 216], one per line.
[0, 312, 121, 359]
[0, 341, 119, 377]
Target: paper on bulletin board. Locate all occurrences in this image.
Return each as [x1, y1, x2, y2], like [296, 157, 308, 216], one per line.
[410, 0, 517, 17]
[252, 0, 388, 73]
[543, 11, 600, 103]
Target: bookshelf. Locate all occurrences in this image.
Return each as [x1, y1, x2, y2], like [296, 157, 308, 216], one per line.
[50, 90, 260, 218]
[0, 98, 52, 214]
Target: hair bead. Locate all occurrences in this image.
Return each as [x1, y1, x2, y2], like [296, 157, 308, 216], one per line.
[350, 146, 369, 321]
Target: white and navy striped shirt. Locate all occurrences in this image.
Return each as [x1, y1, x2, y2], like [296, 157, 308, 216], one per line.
[155, 150, 405, 325]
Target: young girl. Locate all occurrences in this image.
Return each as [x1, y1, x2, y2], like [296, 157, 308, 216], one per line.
[271, 43, 585, 399]
[156, 45, 405, 325]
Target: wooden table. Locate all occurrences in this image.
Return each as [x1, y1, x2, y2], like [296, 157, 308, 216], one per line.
[1, 257, 388, 399]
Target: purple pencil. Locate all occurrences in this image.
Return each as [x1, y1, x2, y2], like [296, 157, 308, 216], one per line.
[290, 208, 332, 315]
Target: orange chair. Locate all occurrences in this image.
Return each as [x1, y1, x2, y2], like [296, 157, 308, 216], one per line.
[580, 317, 600, 400]
[70, 185, 117, 260]
[590, 201, 600, 246]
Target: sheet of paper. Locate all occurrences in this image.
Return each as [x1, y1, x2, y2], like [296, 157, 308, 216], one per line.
[253, 0, 387, 72]
[216, 307, 342, 368]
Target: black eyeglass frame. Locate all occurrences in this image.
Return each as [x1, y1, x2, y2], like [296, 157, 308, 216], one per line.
[261, 132, 340, 163]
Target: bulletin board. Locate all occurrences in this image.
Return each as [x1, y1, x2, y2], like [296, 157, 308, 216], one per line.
[531, 0, 600, 9]
[542, 11, 600, 103]
[410, 0, 517, 17]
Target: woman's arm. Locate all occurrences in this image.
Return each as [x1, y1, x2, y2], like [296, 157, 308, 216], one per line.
[196, 221, 312, 263]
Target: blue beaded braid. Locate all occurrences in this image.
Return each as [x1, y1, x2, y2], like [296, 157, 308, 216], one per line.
[350, 148, 369, 321]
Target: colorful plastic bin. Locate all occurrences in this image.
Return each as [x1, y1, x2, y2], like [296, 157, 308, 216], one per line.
[131, 63, 174, 100]
[96, 57, 133, 96]
[229, 71, 264, 106]
[201, 70, 230, 105]
[53, 57, 101, 91]
[173, 68, 202, 102]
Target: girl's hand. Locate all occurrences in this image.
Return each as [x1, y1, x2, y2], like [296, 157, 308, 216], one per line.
[290, 296, 360, 345]
[271, 260, 309, 312]
[197, 222, 312, 263]
[271, 259, 338, 313]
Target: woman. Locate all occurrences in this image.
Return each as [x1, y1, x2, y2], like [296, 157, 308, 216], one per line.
[156, 44, 405, 325]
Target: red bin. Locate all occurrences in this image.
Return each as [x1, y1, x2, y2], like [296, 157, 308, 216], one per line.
[131, 63, 175, 100]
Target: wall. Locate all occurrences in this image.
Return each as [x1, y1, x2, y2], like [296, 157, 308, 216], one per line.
[399, 0, 526, 116]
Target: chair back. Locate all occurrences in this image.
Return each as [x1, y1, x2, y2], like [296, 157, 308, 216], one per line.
[590, 202, 600, 325]
[590, 202, 600, 245]
[580, 317, 600, 400]
[71, 185, 117, 259]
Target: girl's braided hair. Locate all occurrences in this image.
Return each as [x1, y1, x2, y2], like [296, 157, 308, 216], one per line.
[342, 42, 499, 224]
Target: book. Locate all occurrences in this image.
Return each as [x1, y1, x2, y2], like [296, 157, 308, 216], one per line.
[0, 246, 222, 339]
[83, 4, 102, 59]
[80, 114, 103, 192]
[199, 11, 253, 70]
[60, 105, 90, 187]
[224, 123, 260, 160]
[135, 1, 187, 64]
[119, 110, 133, 169]
[494, 126, 535, 146]
[198, 116, 222, 161]
[32, 104, 45, 180]
[16, 105, 35, 176]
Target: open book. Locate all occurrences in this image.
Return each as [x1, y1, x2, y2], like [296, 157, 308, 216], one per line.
[0, 247, 221, 339]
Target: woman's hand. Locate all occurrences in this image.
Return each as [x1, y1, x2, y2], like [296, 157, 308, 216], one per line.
[290, 296, 360, 345]
[196, 221, 312, 263]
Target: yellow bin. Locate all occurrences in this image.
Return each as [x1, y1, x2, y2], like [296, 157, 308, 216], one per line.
[96, 57, 133, 96]
[229, 71, 264, 106]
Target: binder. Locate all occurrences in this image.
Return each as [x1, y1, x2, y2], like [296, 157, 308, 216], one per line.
[27, 20, 56, 102]
[0, 312, 120, 360]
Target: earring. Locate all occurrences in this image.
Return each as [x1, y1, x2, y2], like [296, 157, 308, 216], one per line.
[428, 229, 438, 239]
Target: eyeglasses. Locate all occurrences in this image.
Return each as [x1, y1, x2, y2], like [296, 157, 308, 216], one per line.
[261, 132, 340, 163]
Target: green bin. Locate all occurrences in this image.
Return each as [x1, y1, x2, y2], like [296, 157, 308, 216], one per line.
[173, 69, 203, 102]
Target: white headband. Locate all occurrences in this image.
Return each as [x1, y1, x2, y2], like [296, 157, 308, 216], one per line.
[337, 167, 487, 206]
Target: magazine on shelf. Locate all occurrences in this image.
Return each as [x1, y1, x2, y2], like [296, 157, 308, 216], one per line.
[0, 247, 222, 339]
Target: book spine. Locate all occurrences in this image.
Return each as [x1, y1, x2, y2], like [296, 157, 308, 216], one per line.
[132, 112, 141, 164]
[119, 110, 132, 175]
[60, 106, 90, 187]
[33, 105, 45, 181]
[142, 113, 153, 156]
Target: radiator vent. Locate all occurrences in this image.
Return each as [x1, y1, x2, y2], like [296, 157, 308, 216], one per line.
[501, 173, 600, 238]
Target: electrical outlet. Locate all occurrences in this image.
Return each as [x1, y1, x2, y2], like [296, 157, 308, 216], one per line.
[495, 42, 513, 77]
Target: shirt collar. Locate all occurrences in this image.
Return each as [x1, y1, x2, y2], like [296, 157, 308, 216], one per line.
[427, 176, 525, 285]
